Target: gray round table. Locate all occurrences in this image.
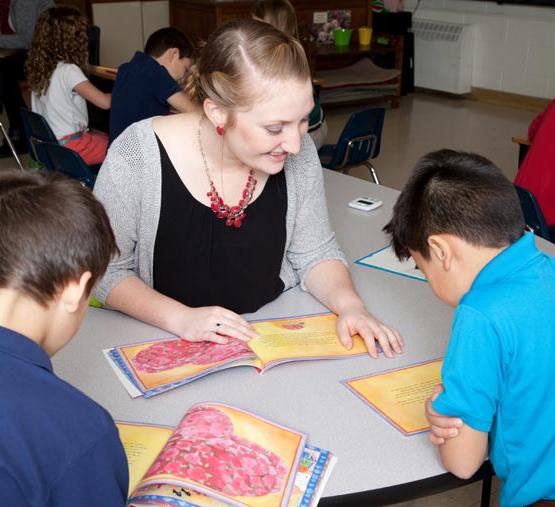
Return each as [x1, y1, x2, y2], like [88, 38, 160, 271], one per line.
[53, 170, 554, 505]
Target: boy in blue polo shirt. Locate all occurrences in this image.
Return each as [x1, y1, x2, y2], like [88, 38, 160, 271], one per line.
[109, 27, 195, 144]
[384, 150, 555, 507]
[0, 170, 128, 506]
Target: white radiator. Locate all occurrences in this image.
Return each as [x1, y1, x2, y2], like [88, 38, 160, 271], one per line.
[413, 19, 475, 94]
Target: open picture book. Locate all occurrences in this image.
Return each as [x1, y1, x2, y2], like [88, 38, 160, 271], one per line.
[118, 402, 336, 506]
[343, 359, 443, 435]
[105, 313, 369, 398]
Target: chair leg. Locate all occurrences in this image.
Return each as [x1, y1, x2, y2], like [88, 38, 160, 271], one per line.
[364, 161, 380, 185]
[0, 120, 24, 171]
[480, 473, 493, 507]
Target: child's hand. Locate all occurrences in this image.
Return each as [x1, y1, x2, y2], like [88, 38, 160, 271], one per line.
[425, 384, 463, 445]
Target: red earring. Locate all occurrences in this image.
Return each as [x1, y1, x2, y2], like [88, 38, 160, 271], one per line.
[216, 126, 225, 136]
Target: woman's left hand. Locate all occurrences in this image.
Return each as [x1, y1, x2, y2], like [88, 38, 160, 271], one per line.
[336, 304, 403, 358]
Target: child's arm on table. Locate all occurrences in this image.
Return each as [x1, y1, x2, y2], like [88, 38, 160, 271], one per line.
[425, 384, 463, 444]
[426, 384, 488, 480]
[74, 81, 111, 110]
[167, 90, 197, 113]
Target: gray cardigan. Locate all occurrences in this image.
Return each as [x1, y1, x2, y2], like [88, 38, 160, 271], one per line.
[93, 118, 347, 304]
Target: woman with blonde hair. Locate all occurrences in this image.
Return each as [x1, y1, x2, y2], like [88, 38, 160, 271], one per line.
[26, 6, 111, 165]
[94, 19, 402, 358]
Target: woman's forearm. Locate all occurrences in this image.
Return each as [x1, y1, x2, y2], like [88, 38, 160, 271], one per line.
[304, 260, 364, 314]
[105, 276, 187, 335]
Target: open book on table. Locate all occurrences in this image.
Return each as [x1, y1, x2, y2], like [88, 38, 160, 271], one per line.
[118, 402, 336, 507]
[343, 359, 443, 435]
[105, 313, 369, 398]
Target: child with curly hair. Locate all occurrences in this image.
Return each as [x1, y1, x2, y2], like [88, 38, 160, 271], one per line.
[26, 6, 111, 165]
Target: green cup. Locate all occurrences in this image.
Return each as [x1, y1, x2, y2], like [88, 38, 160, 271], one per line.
[333, 28, 353, 48]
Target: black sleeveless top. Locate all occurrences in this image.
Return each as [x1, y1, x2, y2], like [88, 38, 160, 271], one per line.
[153, 136, 287, 314]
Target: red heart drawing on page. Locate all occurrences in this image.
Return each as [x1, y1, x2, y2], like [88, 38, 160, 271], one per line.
[131, 338, 252, 373]
[145, 406, 288, 497]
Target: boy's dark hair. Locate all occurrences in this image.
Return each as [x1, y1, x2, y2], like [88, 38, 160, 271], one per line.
[383, 150, 525, 260]
[0, 170, 118, 306]
[145, 27, 193, 59]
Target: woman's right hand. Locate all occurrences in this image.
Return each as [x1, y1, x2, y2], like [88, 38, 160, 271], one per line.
[105, 278, 258, 344]
[176, 306, 259, 344]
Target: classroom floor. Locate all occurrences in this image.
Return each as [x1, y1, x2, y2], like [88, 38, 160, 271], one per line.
[0, 92, 528, 505]
[323, 91, 533, 191]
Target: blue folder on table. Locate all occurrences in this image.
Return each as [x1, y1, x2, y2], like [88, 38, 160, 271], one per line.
[355, 246, 427, 282]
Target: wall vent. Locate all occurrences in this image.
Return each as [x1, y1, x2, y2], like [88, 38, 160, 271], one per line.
[413, 19, 475, 94]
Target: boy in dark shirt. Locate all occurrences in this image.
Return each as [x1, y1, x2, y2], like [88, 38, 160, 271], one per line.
[0, 170, 128, 506]
[109, 27, 194, 144]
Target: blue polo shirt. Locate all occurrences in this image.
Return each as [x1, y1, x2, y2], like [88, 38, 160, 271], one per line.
[0, 326, 128, 506]
[109, 51, 181, 144]
[433, 233, 555, 507]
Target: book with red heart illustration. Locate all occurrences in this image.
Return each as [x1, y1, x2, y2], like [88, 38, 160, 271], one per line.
[118, 403, 336, 507]
[104, 312, 369, 398]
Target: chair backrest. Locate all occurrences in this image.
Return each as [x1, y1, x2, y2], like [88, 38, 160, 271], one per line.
[515, 185, 551, 241]
[42, 142, 96, 189]
[87, 25, 101, 66]
[329, 107, 386, 168]
[19, 108, 58, 169]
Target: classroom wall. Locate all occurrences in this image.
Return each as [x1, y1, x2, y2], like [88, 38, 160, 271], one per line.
[404, 0, 555, 98]
[92, 0, 169, 67]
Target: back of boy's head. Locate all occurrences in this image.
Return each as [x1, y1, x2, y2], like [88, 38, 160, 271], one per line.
[383, 150, 525, 261]
[0, 170, 118, 307]
[145, 27, 193, 59]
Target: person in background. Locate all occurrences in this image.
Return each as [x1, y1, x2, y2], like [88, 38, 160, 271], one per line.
[94, 19, 403, 359]
[514, 99, 555, 238]
[0, 169, 128, 506]
[26, 6, 111, 165]
[251, 0, 328, 149]
[109, 27, 195, 145]
[384, 150, 555, 507]
[0, 0, 53, 156]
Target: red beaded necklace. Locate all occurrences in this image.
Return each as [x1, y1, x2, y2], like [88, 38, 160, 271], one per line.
[198, 116, 257, 228]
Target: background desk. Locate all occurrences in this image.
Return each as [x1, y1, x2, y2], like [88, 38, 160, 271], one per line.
[511, 135, 531, 168]
[88, 64, 117, 134]
[53, 170, 555, 504]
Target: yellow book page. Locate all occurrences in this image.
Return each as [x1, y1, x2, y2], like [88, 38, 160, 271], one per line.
[248, 313, 367, 369]
[345, 359, 443, 435]
[116, 422, 174, 494]
[141, 403, 305, 507]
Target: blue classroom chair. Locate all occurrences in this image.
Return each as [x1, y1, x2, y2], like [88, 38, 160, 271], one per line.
[318, 107, 385, 184]
[19, 108, 57, 170]
[42, 142, 96, 189]
[515, 185, 553, 243]
[87, 25, 101, 66]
